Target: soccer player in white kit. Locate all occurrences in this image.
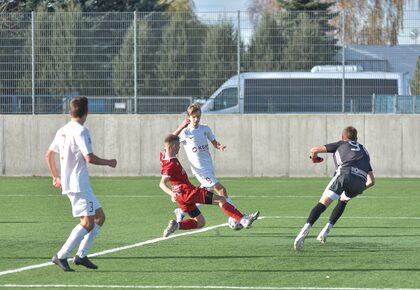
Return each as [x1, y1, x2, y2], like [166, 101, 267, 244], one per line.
[173, 103, 241, 227]
[45, 96, 117, 272]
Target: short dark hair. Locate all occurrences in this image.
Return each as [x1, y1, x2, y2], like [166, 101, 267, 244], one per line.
[343, 126, 358, 141]
[164, 134, 180, 144]
[69, 96, 88, 118]
[186, 103, 201, 116]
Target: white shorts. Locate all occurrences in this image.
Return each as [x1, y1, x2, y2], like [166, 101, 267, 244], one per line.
[67, 191, 101, 217]
[193, 169, 219, 190]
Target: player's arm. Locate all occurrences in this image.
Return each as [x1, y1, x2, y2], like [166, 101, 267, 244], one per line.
[210, 139, 226, 151]
[365, 171, 375, 189]
[45, 149, 61, 188]
[310, 145, 327, 159]
[173, 118, 190, 136]
[85, 153, 117, 168]
[159, 175, 177, 203]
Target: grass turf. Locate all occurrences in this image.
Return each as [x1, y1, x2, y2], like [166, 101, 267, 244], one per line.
[0, 176, 419, 289]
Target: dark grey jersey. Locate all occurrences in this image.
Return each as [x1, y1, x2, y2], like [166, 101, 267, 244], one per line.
[325, 140, 373, 180]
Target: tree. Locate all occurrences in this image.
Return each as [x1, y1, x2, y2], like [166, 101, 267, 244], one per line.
[155, 12, 205, 96]
[112, 18, 156, 97]
[330, 0, 404, 45]
[0, 13, 30, 96]
[277, 0, 333, 10]
[244, 13, 285, 72]
[279, 10, 336, 71]
[199, 22, 238, 98]
[411, 55, 420, 95]
[247, 0, 281, 27]
[0, 0, 168, 12]
[20, 0, 82, 112]
[159, 0, 195, 12]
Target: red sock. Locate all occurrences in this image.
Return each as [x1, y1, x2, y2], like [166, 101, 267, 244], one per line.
[178, 219, 198, 230]
[221, 202, 244, 222]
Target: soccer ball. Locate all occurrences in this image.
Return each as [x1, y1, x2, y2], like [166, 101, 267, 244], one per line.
[227, 217, 243, 230]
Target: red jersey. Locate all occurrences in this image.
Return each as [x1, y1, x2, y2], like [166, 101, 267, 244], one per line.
[160, 149, 195, 194]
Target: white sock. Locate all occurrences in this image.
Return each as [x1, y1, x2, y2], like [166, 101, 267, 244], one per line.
[76, 224, 101, 258]
[319, 223, 334, 236]
[226, 197, 235, 207]
[298, 223, 312, 237]
[321, 222, 333, 234]
[57, 224, 88, 259]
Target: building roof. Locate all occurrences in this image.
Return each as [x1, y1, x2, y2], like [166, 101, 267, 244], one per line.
[336, 45, 420, 80]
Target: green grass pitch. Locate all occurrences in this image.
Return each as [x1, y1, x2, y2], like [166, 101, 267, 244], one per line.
[0, 176, 420, 289]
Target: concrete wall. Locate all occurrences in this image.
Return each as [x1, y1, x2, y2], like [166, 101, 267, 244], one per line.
[1, 114, 419, 177]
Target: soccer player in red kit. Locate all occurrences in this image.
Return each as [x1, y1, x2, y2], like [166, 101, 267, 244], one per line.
[159, 134, 259, 237]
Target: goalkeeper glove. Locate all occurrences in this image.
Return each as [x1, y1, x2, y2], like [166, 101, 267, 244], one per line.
[310, 156, 324, 163]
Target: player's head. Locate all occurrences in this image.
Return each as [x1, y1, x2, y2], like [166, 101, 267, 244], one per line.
[186, 103, 201, 128]
[342, 126, 358, 141]
[164, 134, 180, 155]
[70, 96, 88, 120]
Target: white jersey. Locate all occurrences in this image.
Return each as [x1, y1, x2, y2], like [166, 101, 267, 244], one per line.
[179, 124, 215, 175]
[49, 121, 93, 194]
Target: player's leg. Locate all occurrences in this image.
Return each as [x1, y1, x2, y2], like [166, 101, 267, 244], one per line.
[52, 192, 94, 272]
[294, 175, 343, 251]
[212, 194, 259, 229]
[317, 198, 348, 243]
[163, 203, 203, 237]
[73, 193, 102, 269]
[317, 175, 365, 243]
[213, 182, 236, 207]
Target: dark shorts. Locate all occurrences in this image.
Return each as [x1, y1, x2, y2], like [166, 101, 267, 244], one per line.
[328, 173, 366, 199]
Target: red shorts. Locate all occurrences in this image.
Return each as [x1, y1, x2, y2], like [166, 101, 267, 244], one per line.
[176, 186, 210, 213]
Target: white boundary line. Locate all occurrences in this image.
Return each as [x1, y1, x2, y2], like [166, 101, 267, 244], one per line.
[263, 216, 420, 220]
[0, 220, 244, 277]
[1, 215, 419, 278]
[0, 285, 417, 290]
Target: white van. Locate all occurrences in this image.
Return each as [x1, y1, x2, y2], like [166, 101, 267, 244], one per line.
[201, 70, 409, 113]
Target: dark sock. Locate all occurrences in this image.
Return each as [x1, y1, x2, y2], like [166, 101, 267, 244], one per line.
[306, 202, 327, 225]
[329, 200, 347, 225]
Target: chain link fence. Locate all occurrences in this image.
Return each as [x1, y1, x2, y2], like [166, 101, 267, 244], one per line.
[1, 10, 420, 114]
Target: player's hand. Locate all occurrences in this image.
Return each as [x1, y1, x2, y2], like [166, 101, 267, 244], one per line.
[170, 193, 178, 203]
[52, 176, 61, 188]
[108, 159, 117, 168]
[310, 155, 324, 163]
[180, 118, 190, 129]
[217, 143, 226, 151]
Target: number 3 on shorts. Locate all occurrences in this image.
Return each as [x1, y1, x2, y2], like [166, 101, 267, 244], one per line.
[89, 201, 94, 213]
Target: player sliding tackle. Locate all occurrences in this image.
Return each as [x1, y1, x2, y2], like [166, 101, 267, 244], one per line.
[172, 103, 241, 229]
[294, 126, 375, 251]
[159, 134, 259, 237]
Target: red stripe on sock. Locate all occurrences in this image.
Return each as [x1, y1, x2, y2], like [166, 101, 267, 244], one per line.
[178, 219, 198, 230]
[221, 202, 243, 221]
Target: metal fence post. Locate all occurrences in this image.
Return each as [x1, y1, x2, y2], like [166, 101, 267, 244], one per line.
[413, 95, 416, 114]
[133, 11, 137, 114]
[372, 93, 376, 113]
[31, 11, 35, 115]
[394, 94, 398, 113]
[341, 11, 346, 113]
[237, 10, 241, 114]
